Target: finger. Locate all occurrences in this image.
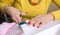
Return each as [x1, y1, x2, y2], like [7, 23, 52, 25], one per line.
[34, 20, 42, 28]
[12, 17, 18, 23]
[30, 19, 38, 26]
[39, 22, 46, 28]
[33, 16, 43, 28]
[30, 19, 40, 27]
[34, 23, 40, 28]
[30, 17, 38, 24]
[30, 15, 42, 22]
[30, 15, 42, 25]
[16, 15, 22, 23]
[20, 12, 28, 16]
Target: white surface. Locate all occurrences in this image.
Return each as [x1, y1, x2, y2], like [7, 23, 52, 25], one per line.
[0, 20, 60, 35]
[35, 24, 60, 35]
[21, 20, 60, 35]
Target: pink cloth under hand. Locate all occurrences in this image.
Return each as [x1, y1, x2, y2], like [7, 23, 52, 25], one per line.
[0, 22, 24, 35]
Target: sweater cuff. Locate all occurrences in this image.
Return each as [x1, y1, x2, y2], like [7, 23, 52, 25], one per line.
[52, 10, 60, 20]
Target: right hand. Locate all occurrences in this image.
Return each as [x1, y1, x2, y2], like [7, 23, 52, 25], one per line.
[4, 6, 28, 23]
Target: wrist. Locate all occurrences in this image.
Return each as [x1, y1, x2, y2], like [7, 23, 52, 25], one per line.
[4, 6, 11, 15]
[48, 13, 55, 20]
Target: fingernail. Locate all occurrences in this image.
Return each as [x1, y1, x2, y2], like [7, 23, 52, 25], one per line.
[30, 18, 32, 20]
[37, 26, 39, 28]
[25, 12, 28, 14]
[33, 24, 35, 27]
[28, 21, 31, 25]
[20, 15, 22, 17]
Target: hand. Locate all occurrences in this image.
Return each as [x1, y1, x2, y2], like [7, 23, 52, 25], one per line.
[30, 13, 54, 28]
[4, 6, 27, 23]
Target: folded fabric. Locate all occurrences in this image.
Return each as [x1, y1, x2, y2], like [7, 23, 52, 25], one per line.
[0, 22, 24, 35]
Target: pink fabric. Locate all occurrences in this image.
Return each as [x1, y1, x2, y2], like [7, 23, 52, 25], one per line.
[0, 22, 24, 35]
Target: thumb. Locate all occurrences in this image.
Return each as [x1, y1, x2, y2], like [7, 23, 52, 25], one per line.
[21, 12, 28, 16]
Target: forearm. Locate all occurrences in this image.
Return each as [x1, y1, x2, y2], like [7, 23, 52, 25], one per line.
[3, 6, 14, 15]
[3, 6, 21, 16]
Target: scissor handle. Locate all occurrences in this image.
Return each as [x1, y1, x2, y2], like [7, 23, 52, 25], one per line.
[18, 21, 27, 26]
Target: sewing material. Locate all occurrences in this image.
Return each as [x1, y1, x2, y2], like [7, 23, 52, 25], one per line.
[18, 21, 31, 27]
[18, 21, 27, 26]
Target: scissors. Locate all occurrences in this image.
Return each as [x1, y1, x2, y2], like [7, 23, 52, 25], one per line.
[18, 11, 27, 27]
[2, 10, 29, 27]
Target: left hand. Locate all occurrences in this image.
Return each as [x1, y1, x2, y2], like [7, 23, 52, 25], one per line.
[29, 13, 54, 28]
[4, 6, 28, 23]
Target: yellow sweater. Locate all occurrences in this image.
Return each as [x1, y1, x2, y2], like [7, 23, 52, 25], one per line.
[0, 0, 60, 20]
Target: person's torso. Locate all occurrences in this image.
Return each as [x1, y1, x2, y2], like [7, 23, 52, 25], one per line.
[14, 0, 51, 19]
